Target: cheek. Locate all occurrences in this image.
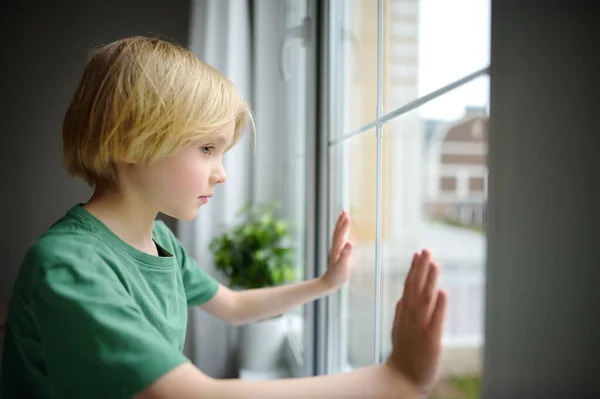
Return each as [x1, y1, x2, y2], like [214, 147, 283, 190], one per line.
[159, 155, 208, 195]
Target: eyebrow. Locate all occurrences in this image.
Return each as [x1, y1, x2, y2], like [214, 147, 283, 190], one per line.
[196, 130, 234, 148]
[205, 134, 234, 149]
[198, 134, 225, 145]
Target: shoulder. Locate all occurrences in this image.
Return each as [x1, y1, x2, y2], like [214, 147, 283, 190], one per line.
[18, 218, 112, 289]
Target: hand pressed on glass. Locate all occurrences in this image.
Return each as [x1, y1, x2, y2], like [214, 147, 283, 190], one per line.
[386, 249, 448, 395]
[322, 210, 352, 289]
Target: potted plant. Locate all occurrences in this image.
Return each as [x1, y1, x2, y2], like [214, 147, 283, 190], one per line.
[209, 202, 296, 371]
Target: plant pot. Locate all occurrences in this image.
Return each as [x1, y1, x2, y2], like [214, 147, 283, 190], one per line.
[239, 316, 286, 371]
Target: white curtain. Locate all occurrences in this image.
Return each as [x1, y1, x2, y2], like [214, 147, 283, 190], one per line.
[180, 0, 253, 378]
[180, 0, 287, 377]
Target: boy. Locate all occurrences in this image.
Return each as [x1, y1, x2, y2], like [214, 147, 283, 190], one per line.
[0, 36, 447, 399]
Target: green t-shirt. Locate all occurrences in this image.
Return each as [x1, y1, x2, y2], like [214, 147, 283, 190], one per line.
[1, 204, 220, 398]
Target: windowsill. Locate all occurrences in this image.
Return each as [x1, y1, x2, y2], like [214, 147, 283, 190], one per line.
[282, 313, 305, 377]
[238, 313, 303, 379]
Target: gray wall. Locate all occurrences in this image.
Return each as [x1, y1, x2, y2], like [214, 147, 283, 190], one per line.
[484, 2, 599, 397]
[0, 1, 186, 302]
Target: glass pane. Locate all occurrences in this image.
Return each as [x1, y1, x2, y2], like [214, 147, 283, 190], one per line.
[281, 0, 309, 370]
[330, 0, 378, 138]
[380, 76, 488, 398]
[328, 129, 377, 372]
[383, 0, 491, 114]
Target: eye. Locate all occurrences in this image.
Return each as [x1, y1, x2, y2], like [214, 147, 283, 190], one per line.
[200, 146, 214, 155]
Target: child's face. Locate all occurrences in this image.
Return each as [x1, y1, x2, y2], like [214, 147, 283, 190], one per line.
[125, 122, 235, 221]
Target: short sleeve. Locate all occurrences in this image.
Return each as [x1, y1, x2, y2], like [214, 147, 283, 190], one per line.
[155, 221, 220, 307]
[31, 256, 189, 399]
[181, 253, 220, 307]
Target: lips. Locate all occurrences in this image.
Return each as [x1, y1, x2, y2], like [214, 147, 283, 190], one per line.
[199, 194, 212, 204]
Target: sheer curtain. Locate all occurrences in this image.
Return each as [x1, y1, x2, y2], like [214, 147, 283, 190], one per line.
[180, 0, 288, 378]
[179, 0, 253, 378]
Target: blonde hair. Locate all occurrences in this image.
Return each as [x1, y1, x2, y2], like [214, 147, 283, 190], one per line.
[63, 36, 253, 186]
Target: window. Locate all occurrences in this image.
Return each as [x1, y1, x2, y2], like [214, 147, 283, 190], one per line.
[238, 0, 318, 379]
[279, 0, 318, 378]
[323, 0, 490, 396]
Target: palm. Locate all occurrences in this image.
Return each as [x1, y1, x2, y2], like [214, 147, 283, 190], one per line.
[387, 250, 448, 394]
[323, 211, 352, 288]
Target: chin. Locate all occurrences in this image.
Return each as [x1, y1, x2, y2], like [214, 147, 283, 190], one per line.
[177, 213, 199, 222]
[162, 207, 201, 222]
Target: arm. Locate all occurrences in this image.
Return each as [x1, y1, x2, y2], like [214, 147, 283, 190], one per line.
[201, 211, 353, 325]
[202, 277, 336, 325]
[137, 250, 447, 399]
[137, 361, 417, 399]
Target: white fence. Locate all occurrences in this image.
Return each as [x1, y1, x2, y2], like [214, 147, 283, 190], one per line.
[344, 230, 486, 368]
[438, 260, 485, 347]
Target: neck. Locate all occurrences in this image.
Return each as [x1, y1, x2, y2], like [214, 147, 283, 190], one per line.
[84, 182, 159, 256]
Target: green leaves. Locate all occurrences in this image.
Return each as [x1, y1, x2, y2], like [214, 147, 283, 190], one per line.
[209, 202, 295, 289]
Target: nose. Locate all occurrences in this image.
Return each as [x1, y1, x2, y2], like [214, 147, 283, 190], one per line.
[210, 162, 227, 184]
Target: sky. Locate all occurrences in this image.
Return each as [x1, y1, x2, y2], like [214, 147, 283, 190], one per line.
[417, 0, 491, 120]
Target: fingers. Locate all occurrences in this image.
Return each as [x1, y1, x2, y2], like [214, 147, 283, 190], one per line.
[416, 261, 439, 326]
[393, 297, 404, 326]
[405, 250, 431, 307]
[429, 289, 448, 341]
[337, 242, 353, 267]
[412, 249, 431, 301]
[402, 252, 419, 305]
[402, 250, 445, 327]
[333, 210, 345, 237]
[330, 210, 350, 263]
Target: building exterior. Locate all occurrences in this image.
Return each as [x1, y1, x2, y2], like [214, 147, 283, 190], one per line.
[424, 106, 489, 228]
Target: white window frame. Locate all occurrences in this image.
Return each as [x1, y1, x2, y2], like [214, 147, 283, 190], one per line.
[318, 0, 490, 375]
[250, 0, 320, 379]
[280, 0, 320, 379]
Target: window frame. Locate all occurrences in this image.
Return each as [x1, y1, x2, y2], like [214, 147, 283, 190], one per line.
[316, 0, 491, 375]
[279, 0, 321, 379]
